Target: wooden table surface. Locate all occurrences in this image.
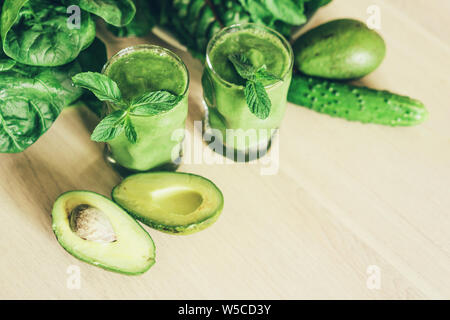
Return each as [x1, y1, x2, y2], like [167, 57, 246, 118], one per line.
[1, 0, 449, 299]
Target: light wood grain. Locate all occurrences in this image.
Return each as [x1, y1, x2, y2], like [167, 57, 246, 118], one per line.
[1, 0, 449, 299]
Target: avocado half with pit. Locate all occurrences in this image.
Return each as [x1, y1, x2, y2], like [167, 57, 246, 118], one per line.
[112, 172, 224, 235]
[52, 191, 155, 275]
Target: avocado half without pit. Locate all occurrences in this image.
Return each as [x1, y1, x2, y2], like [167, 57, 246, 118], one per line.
[112, 172, 224, 235]
[52, 191, 155, 275]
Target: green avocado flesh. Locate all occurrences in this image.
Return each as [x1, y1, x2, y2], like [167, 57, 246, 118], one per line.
[52, 191, 155, 275]
[112, 172, 224, 235]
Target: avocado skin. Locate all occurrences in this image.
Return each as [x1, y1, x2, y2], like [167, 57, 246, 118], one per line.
[288, 74, 428, 126]
[52, 190, 156, 275]
[111, 172, 224, 235]
[293, 19, 386, 79]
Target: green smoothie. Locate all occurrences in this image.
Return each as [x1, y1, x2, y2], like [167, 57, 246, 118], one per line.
[103, 45, 189, 172]
[202, 24, 293, 158]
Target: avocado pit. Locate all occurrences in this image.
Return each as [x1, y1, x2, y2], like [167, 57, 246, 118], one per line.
[69, 204, 117, 243]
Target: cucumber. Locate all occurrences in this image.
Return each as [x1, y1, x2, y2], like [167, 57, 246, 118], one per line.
[288, 75, 428, 126]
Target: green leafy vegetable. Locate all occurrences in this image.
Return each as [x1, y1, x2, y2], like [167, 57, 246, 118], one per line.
[0, 58, 16, 71]
[244, 79, 271, 119]
[228, 53, 281, 119]
[0, 60, 83, 153]
[228, 53, 257, 80]
[72, 72, 182, 143]
[66, 0, 136, 27]
[256, 0, 307, 25]
[130, 90, 182, 115]
[72, 72, 123, 105]
[108, 0, 155, 37]
[254, 66, 283, 82]
[124, 116, 137, 143]
[1, 0, 96, 66]
[91, 110, 126, 142]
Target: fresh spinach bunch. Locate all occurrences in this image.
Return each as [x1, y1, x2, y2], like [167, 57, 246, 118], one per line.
[0, 57, 83, 153]
[1, 0, 96, 67]
[72, 72, 182, 143]
[0, 0, 139, 153]
[1, 0, 137, 67]
[64, 0, 136, 27]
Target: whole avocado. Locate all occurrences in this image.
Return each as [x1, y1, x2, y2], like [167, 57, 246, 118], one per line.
[293, 19, 386, 79]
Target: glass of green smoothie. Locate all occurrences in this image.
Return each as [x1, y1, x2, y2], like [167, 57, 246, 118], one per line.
[202, 23, 293, 161]
[102, 44, 189, 173]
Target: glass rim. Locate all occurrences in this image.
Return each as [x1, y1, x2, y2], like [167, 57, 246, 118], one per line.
[205, 23, 294, 89]
[102, 44, 190, 100]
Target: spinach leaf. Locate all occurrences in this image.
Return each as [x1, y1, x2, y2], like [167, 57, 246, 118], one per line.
[67, 0, 136, 27]
[262, 0, 307, 25]
[305, 0, 332, 14]
[108, 0, 155, 37]
[0, 60, 83, 153]
[1, 0, 95, 67]
[0, 58, 16, 71]
[238, 0, 271, 25]
[238, 0, 306, 27]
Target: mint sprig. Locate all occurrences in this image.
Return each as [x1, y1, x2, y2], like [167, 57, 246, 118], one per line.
[228, 53, 282, 119]
[130, 90, 183, 115]
[72, 72, 181, 144]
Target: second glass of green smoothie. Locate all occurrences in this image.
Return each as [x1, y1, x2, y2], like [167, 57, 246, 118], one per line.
[202, 23, 293, 161]
[102, 44, 189, 172]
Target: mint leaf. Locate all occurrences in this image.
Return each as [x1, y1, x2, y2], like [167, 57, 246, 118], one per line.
[91, 110, 126, 142]
[255, 66, 283, 82]
[228, 53, 257, 80]
[229, 53, 277, 119]
[229, 54, 282, 82]
[75, 74, 182, 143]
[245, 80, 271, 119]
[72, 72, 123, 105]
[124, 116, 137, 144]
[130, 90, 182, 115]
